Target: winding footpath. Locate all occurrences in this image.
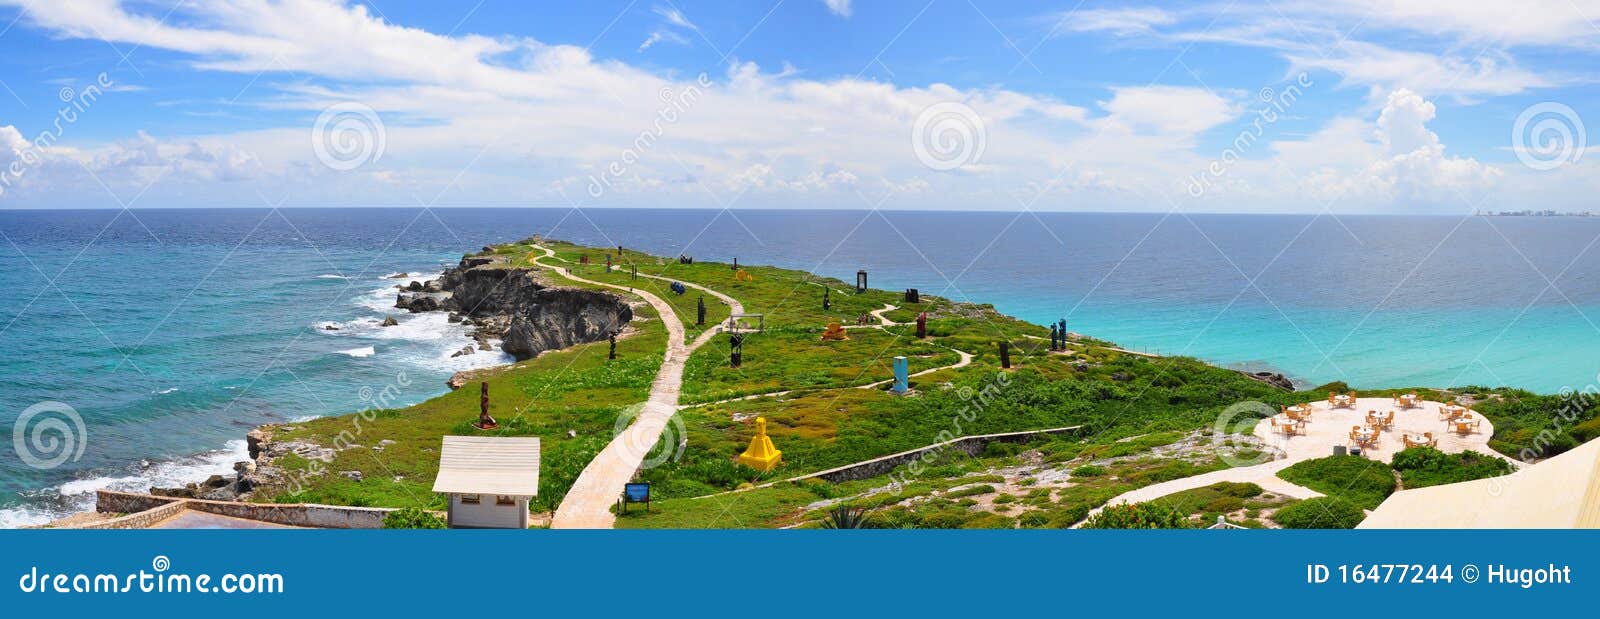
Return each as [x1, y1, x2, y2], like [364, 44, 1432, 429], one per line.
[537, 246, 742, 529]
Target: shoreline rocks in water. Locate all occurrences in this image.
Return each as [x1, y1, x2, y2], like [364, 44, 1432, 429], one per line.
[406, 252, 633, 364]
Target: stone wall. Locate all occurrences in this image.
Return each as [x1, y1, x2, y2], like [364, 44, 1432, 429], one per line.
[93, 490, 392, 529]
[78, 498, 188, 530]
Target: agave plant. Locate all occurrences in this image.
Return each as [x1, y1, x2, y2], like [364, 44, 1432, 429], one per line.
[821, 505, 874, 529]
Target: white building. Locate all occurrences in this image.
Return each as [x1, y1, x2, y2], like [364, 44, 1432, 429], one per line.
[431, 436, 541, 529]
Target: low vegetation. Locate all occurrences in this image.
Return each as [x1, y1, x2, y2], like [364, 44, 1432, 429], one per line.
[250, 240, 1588, 530]
[1081, 502, 1190, 529]
[1390, 447, 1513, 489]
[1272, 497, 1366, 529]
[1277, 455, 1397, 510]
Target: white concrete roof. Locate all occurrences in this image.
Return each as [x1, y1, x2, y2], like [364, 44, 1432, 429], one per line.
[1360, 436, 1600, 528]
[432, 436, 541, 497]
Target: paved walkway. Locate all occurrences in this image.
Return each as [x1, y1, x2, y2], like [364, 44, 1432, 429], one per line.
[543, 246, 742, 529]
[152, 510, 298, 529]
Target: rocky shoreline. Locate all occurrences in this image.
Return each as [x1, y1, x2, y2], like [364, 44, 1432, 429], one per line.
[393, 251, 634, 371]
[152, 247, 637, 502]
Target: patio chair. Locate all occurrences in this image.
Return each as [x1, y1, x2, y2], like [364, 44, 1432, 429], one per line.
[1328, 392, 1338, 406]
[1379, 411, 1394, 429]
[1454, 420, 1480, 435]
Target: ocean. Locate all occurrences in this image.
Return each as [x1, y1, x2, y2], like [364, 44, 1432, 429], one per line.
[3, 207, 1599, 526]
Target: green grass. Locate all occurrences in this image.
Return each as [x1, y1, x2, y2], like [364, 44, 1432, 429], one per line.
[679, 326, 960, 404]
[1390, 447, 1514, 489]
[253, 239, 1587, 529]
[254, 297, 670, 512]
[1277, 455, 1397, 510]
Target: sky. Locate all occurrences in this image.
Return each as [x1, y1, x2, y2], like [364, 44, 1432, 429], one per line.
[0, 0, 1597, 213]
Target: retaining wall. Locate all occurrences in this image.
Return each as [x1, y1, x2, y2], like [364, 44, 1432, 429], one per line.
[93, 490, 392, 529]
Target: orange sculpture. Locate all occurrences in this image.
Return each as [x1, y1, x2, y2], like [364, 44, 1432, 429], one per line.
[734, 269, 754, 282]
[820, 322, 849, 341]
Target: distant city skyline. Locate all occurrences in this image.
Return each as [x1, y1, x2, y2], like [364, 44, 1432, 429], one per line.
[0, 1, 1597, 213]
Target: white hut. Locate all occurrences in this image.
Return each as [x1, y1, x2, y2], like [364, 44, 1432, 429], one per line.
[431, 436, 541, 529]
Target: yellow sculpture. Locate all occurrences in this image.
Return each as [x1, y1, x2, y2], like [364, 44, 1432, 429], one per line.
[737, 417, 782, 471]
[734, 268, 754, 282]
[820, 321, 849, 341]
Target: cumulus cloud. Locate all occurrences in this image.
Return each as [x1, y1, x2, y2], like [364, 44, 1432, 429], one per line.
[822, 0, 852, 18]
[0, 0, 1562, 212]
[1257, 89, 1498, 209]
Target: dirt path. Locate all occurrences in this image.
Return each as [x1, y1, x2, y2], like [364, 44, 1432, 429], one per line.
[539, 246, 739, 529]
[627, 268, 746, 347]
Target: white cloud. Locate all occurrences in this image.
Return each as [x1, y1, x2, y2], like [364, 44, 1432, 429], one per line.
[822, 0, 852, 18]
[1057, 7, 1176, 36]
[0, 0, 1576, 212]
[1096, 86, 1236, 139]
[1057, 2, 1575, 100]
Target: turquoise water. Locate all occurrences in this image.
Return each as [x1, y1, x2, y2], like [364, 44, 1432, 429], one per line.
[3, 207, 1598, 525]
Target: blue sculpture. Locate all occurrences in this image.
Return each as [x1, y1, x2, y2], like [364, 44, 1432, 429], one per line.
[891, 356, 909, 394]
[670, 281, 687, 295]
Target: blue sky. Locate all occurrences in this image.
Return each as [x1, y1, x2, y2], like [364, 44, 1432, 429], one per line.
[0, 0, 1596, 212]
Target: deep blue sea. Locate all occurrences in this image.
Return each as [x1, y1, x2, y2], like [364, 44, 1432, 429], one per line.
[4, 207, 1600, 526]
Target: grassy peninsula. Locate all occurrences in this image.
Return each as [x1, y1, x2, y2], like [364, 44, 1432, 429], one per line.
[249, 239, 1600, 528]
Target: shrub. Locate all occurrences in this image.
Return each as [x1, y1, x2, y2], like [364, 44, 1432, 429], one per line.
[1072, 464, 1106, 477]
[1017, 511, 1051, 528]
[821, 505, 875, 529]
[1278, 456, 1396, 509]
[1390, 447, 1513, 489]
[1202, 496, 1245, 513]
[1273, 497, 1365, 529]
[1081, 502, 1190, 529]
[383, 507, 446, 529]
[1216, 481, 1264, 498]
[960, 513, 1016, 529]
[944, 484, 996, 499]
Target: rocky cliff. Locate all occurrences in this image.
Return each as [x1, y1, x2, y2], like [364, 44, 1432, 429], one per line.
[396, 253, 633, 363]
